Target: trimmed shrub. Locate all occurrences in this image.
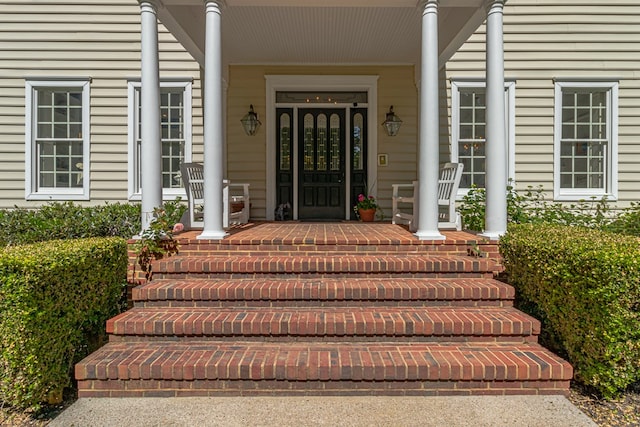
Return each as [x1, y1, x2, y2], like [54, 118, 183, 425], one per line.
[500, 224, 640, 397]
[0, 237, 127, 408]
[605, 202, 640, 237]
[459, 185, 613, 232]
[0, 202, 140, 246]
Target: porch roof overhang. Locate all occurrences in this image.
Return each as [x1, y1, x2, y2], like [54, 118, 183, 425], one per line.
[155, 0, 488, 68]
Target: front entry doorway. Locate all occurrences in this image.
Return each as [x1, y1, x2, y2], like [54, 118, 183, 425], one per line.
[298, 108, 345, 220]
[276, 103, 368, 221]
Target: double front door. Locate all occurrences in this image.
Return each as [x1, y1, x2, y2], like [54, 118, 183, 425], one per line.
[276, 107, 367, 220]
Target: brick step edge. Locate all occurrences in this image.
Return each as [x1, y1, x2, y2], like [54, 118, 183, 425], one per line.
[133, 278, 514, 304]
[153, 255, 500, 275]
[76, 341, 572, 383]
[77, 379, 571, 398]
[106, 307, 540, 339]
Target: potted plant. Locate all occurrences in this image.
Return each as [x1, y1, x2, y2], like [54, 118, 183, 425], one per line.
[354, 194, 378, 222]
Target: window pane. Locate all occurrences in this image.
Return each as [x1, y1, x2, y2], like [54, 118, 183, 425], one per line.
[562, 107, 574, 123]
[279, 113, 291, 171]
[577, 93, 590, 106]
[38, 124, 52, 139]
[353, 113, 363, 171]
[56, 173, 69, 187]
[316, 114, 327, 171]
[460, 125, 473, 140]
[576, 124, 590, 139]
[303, 113, 314, 171]
[38, 90, 53, 107]
[562, 93, 574, 105]
[574, 174, 588, 188]
[38, 106, 52, 122]
[54, 92, 67, 106]
[576, 108, 590, 123]
[574, 157, 587, 172]
[40, 172, 54, 187]
[459, 143, 471, 157]
[460, 108, 473, 123]
[68, 92, 82, 106]
[460, 92, 474, 107]
[69, 123, 82, 139]
[330, 113, 340, 171]
[57, 142, 69, 155]
[40, 157, 54, 172]
[562, 125, 574, 139]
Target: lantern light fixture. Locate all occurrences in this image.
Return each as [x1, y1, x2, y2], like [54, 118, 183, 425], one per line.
[240, 104, 261, 136]
[382, 105, 402, 136]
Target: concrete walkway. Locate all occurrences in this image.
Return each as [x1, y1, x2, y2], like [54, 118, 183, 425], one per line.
[49, 396, 597, 427]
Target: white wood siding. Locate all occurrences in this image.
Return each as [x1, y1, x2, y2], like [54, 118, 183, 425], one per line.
[445, 0, 640, 206]
[0, 0, 203, 208]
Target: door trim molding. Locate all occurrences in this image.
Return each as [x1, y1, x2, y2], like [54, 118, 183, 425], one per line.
[265, 75, 379, 220]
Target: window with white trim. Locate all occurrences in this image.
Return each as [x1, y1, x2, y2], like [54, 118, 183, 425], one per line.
[128, 80, 192, 200]
[451, 81, 515, 196]
[25, 80, 90, 200]
[554, 81, 618, 200]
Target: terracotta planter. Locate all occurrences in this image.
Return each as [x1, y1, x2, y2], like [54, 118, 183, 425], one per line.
[358, 208, 376, 222]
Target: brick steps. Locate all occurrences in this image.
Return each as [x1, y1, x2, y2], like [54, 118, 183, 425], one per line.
[76, 341, 572, 397]
[77, 224, 571, 397]
[154, 255, 500, 278]
[106, 306, 538, 342]
[133, 278, 514, 307]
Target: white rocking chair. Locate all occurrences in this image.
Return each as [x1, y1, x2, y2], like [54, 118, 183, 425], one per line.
[180, 162, 250, 229]
[391, 162, 464, 232]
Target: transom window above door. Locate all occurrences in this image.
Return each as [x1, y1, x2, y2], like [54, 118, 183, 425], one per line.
[276, 91, 368, 104]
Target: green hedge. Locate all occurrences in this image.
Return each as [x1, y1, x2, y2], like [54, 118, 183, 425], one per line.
[0, 202, 140, 246]
[0, 237, 127, 408]
[500, 224, 640, 397]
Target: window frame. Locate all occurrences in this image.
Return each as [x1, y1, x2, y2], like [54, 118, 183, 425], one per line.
[450, 80, 516, 198]
[25, 79, 91, 201]
[127, 80, 192, 201]
[553, 81, 618, 201]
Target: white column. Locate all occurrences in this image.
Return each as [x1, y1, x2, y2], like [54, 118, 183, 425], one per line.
[198, 0, 227, 240]
[481, 0, 507, 240]
[139, 1, 162, 231]
[415, 0, 445, 241]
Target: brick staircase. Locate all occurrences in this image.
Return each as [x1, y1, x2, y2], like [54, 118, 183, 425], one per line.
[76, 223, 572, 397]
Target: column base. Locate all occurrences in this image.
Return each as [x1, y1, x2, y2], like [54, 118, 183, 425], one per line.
[478, 231, 503, 241]
[414, 230, 446, 241]
[197, 230, 228, 240]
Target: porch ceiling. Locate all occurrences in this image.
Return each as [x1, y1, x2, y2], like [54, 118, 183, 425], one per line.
[157, 0, 487, 68]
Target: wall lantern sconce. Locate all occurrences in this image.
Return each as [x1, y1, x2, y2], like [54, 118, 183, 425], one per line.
[240, 104, 261, 136]
[382, 105, 402, 136]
